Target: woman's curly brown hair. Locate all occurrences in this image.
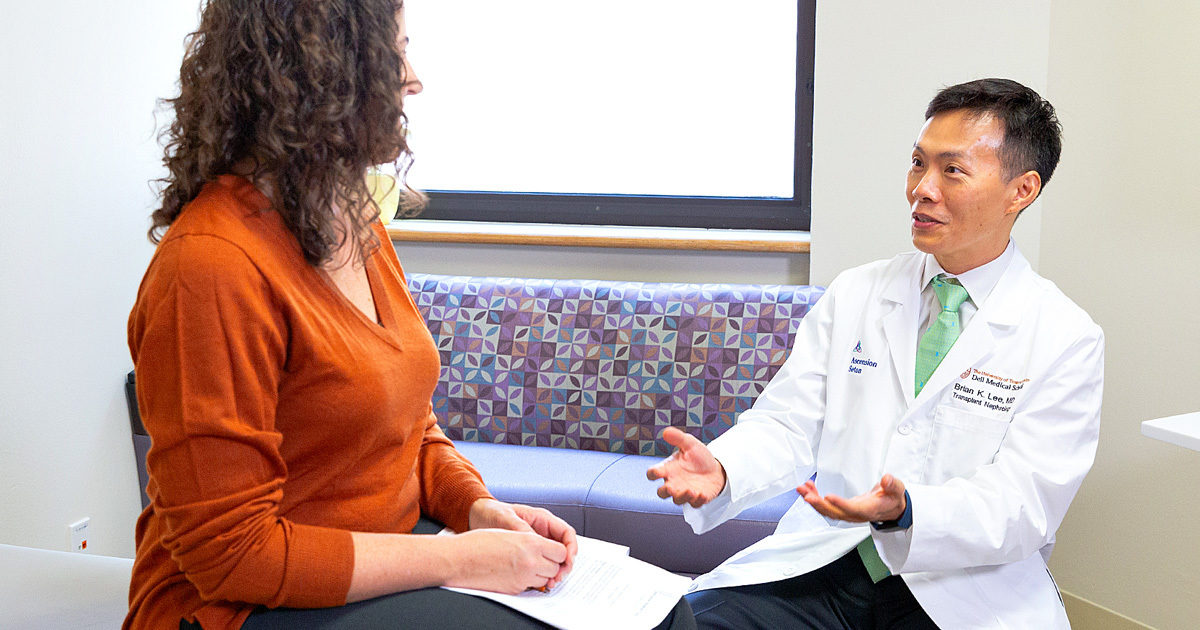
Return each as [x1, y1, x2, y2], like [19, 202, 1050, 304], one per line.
[151, 0, 422, 266]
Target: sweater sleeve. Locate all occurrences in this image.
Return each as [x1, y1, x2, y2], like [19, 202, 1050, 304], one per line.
[416, 407, 494, 532]
[130, 235, 354, 608]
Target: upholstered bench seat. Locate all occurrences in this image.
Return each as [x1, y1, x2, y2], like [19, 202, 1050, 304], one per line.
[456, 435, 799, 576]
[452, 441, 619, 532]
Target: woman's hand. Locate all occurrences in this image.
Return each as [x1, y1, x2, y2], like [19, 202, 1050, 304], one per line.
[346, 520, 570, 603]
[468, 499, 578, 588]
[443, 528, 569, 594]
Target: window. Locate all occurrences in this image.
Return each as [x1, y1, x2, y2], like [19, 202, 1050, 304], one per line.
[403, 0, 815, 230]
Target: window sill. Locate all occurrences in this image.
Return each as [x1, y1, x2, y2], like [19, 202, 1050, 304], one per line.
[386, 220, 810, 254]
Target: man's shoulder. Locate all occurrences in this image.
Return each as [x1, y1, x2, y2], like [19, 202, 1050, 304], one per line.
[1019, 267, 1103, 339]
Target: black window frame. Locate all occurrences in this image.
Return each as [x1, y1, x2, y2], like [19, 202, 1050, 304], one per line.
[416, 0, 815, 232]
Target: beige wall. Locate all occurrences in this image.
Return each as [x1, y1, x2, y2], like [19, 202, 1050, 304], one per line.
[1041, 2, 1200, 629]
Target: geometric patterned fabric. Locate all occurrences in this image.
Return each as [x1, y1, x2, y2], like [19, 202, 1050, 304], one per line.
[406, 273, 826, 456]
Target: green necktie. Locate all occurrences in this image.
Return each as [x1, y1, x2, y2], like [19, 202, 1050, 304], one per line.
[856, 537, 891, 583]
[914, 275, 970, 397]
[858, 276, 971, 583]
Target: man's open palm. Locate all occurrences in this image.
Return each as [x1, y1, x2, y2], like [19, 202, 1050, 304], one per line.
[646, 427, 727, 508]
[797, 474, 907, 523]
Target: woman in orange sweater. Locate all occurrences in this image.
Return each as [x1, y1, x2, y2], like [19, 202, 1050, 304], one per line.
[125, 2, 599, 628]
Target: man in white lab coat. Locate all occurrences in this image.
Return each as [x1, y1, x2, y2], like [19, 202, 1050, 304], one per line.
[648, 79, 1103, 629]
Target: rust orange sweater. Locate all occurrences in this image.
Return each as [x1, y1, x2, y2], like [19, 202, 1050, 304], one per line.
[125, 175, 492, 629]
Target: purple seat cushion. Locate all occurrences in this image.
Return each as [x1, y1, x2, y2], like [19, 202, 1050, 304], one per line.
[584, 453, 797, 575]
[453, 441, 623, 533]
[454, 441, 796, 575]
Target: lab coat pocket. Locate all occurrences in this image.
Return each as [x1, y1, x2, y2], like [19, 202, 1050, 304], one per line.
[925, 405, 1011, 484]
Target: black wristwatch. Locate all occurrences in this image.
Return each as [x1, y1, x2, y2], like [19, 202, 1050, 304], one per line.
[871, 489, 912, 532]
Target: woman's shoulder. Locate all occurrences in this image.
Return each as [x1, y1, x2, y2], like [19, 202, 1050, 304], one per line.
[158, 175, 299, 265]
[142, 176, 309, 297]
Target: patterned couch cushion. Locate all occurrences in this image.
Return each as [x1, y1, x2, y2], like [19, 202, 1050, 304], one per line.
[407, 273, 825, 456]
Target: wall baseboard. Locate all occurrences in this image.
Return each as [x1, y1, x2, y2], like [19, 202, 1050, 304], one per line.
[1062, 590, 1156, 630]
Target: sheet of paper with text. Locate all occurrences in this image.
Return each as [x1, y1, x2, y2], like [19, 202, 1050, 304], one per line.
[440, 534, 691, 630]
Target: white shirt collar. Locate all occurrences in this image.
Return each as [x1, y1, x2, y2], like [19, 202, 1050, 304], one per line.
[921, 240, 1016, 306]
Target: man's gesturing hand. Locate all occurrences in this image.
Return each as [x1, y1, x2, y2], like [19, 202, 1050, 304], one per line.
[797, 474, 907, 523]
[646, 427, 727, 508]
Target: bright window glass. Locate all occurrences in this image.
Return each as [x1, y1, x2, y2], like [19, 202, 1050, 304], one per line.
[403, 0, 799, 199]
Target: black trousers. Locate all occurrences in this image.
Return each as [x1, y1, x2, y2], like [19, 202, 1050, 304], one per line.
[195, 517, 696, 630]
[685, 550, 939, 630]
[236, 592, 695, 630]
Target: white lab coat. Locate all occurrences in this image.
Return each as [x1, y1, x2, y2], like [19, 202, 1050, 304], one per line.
[685, 246, 1104, 629]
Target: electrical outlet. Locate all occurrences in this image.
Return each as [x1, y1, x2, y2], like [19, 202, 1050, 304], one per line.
[68, 518, 90, 552]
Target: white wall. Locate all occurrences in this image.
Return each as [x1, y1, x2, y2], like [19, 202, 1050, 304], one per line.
[1041, 2, 1200, 628]
[3, 2, 1196, 627]
[0, 2, 199, 557]
[808, 0, 1049, 286]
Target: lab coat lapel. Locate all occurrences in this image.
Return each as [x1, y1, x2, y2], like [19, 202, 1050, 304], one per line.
[880, 257, 924, 403]
[911, 250, 1031, 408]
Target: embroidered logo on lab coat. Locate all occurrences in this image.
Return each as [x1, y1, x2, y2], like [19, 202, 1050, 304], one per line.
[848, 341, 878, 374]
[952, 368, 1030, 414]
[848, 358, 877, 374]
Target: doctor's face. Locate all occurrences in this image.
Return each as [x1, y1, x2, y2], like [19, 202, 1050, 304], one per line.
[906, 110, 1026, 274]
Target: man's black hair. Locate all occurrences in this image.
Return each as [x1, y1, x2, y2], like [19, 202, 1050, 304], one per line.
[926, 78, 1062, 191]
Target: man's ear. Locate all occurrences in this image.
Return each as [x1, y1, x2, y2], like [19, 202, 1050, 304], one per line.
[1008, 170, 1042, 216]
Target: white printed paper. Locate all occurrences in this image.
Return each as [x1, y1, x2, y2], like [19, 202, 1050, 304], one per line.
[440, 534, 690, 630]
